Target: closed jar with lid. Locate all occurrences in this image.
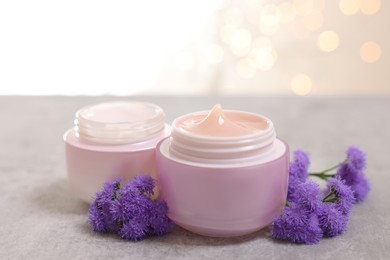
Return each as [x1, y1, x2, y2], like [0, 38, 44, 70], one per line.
[64, 101, 170, 203]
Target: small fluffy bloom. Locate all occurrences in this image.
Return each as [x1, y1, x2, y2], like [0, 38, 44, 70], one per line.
[294, 181, 322, 213]
[88, 179, 121, 232]
[272, 204, 322, 245]
[351, 173, 370, 203]
[325, 177, 355, 215]
[287, 150, 310, 202]
[289, 150, 310, 182]
[113, 191, 155, 223]
[287, 176, 301, 203]
[148, 200, 174, 236]
[346, 146, 366, 171]
[119, 220, 147, 241]
[122, 175, 155, 197]
[337, 163, 370, 203]
[88, 176, 173, 240]
[318, 203, 348, 237]
[88, 203, 108, 233]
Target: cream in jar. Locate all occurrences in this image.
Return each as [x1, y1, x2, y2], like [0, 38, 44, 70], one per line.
[156, 104, 289, 237]
[64, 101, 170, 203]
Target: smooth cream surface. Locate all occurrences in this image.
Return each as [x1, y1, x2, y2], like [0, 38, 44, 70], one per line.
[179, 104, 269, 137]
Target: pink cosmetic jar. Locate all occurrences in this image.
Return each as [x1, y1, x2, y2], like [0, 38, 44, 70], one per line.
[64, 101, 170, 203]
[156, 104, 289, 237]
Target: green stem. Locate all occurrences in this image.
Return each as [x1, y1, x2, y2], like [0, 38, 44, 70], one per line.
[323, 198, 338, 203]
[309, 165, 338, 175]
[309, 159, 347, 177]
[322, 190, 334, 201]
[309, 172, 336, 180]
[322, 188, 339, 203]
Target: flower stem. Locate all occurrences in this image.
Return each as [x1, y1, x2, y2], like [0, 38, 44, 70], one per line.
[322, 188, 339, 203]
[323, 197, 338, 203]
[309, 160, 347, 180]
[309, 172, 336, 180]
[322, 189, 334, 201]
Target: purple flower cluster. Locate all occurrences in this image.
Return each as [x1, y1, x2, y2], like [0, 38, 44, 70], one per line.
[287, 150, 310, 202]
[273, 178, 355, 244]
[273, 181, 323, 244]
[88, 175, 173, 241]
[272, 146, 368, 245]
[273, 203, 322, 244]
[337, 147, 370, 203]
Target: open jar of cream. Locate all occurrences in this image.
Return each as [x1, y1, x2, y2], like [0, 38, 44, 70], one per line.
[156, 104, 289, 237]
[64, 101, 170, 203]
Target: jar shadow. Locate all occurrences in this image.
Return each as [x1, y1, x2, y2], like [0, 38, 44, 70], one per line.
[152, 225, 273, 246]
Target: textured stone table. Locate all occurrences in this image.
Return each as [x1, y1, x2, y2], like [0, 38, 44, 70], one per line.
[1, 96, 389, 260]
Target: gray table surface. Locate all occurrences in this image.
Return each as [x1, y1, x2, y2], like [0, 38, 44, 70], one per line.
[0, 96, 389, 260]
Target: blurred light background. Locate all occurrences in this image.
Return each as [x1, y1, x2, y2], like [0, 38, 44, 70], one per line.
[0, 0, 388, 96]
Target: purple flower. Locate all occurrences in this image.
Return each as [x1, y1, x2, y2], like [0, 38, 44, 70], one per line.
[272, 203, 322, 245]
[337, 163, 370, 203]
[88, 175, 173, 241]
[351, 173, 370, 203]
[113, 187, 155, 223]
[289, 150, 310, 182]
[325, 177, 355, 215]
[88, 179, 121, 232]
[287, 150, 310, 202]
[148, 200, 174, 236]
[88, 203, 108, 233]
[122, 175, 155, 197]
[318, 203, 348, 237]
[287, 176, 301, 202]
[294, 181, 322, 213]
[346, 146, 366, 171]
[119, 221, 147, 241]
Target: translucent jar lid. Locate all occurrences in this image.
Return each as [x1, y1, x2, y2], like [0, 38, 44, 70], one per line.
[74, 101, 166, 145]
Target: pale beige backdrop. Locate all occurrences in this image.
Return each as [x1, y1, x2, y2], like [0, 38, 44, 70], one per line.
[0, 0, 388, 96]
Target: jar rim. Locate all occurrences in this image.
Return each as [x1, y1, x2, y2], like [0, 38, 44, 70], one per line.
[171, 109, 273, 141]
[75, 101, 166, 145]
[169, 109, 277, 164]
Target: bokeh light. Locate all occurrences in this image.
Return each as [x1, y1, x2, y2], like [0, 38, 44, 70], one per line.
[224, 8, 243, 27]
[259, 4, 281, 35]
[205, 44, 224, 64]
[252, 36, 273, 51]
[293, 0, 315, 16]
[339, 0, 360, 16]
[260, 4, 281, 27]
[360, 41, 382, 63]
[236, 58, 256, 79]
[279, 2, 297, 24]
[291, 73, 313, 96]
[248, 37, 277, 71]
[248, 48, 277, 71]
[230, 28, 252, 56]
[302, 10, 324, 31]
[360, 0, 381, 15]
[317, 31, 340, 52]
